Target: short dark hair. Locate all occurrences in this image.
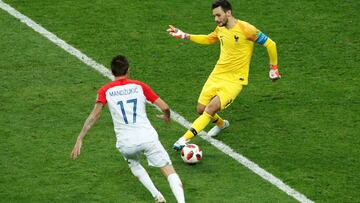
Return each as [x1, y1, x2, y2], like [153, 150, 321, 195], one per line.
[212, 0, 232, 12]
[111, 55, 129, 76]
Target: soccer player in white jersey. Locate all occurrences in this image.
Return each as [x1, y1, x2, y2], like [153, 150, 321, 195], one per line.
[70, 55, 185, 203]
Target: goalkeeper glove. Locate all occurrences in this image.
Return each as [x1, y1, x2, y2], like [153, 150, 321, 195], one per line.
[269, 65, 281, 81]
[167, 25, 189, 40]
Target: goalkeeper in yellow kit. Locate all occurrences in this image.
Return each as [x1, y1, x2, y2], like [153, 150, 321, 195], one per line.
[167, 0, 281, 150]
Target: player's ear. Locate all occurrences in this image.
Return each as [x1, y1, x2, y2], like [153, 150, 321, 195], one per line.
[226, 10, 232, 17]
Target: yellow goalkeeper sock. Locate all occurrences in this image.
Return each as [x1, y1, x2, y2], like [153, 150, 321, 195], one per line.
[212, 113, 225, 127]
[183, 111, 213, 140]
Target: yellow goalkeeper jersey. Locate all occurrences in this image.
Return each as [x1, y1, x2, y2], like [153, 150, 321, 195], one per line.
[190, 20, 259, 85]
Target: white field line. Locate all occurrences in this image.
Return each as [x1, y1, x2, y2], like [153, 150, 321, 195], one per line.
[0, 1, 314, 203]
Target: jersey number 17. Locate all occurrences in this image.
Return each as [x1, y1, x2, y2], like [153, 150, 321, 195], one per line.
[117, 98, 137, 124]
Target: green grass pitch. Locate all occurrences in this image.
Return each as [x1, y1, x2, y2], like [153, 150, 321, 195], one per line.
[1, 0, 359, 202]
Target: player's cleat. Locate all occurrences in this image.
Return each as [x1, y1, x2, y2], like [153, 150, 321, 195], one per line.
[173, 137, 188, 151]
[154, 194, 166, 203]
[207, 120, 229, 137]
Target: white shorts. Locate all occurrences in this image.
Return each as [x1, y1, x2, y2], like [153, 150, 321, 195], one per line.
[117, 140, 172, 168]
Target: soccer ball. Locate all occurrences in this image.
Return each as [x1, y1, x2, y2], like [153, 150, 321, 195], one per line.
[181, 144, 202, 164]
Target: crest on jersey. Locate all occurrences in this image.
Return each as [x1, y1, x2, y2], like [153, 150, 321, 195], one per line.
[234, 35, 239, 43]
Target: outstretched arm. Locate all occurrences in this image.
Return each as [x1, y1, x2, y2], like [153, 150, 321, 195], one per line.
[189, 34, 218, 44]
[167, 25, 218, 45]
[153, 98, 171, 122]
[70, 103, 103, 160]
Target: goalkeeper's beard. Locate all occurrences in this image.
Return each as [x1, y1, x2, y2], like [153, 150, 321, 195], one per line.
[217, 18, 228, 27]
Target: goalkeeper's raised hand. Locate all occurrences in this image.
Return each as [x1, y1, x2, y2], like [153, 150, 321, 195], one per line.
[269, 65, 281, 81]
[167, 25, 189, 40]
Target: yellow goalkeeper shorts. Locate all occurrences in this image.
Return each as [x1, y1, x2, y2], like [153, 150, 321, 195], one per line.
[198, 76, 243, 110]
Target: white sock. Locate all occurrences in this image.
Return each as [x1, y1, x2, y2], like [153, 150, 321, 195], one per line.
[130, 163, 160, 198]
[167, 173, 185, 203]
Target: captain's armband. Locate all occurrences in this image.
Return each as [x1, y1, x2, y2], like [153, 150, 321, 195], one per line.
[255, 32, 269, 45]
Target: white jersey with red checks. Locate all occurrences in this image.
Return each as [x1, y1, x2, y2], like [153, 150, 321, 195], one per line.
[96, 78, 159, 148]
